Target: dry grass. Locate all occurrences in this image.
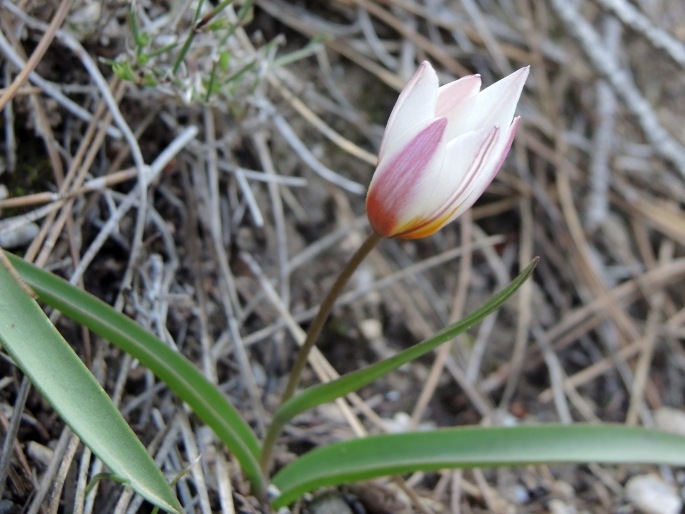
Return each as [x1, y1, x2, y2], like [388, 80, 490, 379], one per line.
[2, 0, 685, 512]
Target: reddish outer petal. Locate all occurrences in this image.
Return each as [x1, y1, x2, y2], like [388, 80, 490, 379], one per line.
[366, 118, 448, 237]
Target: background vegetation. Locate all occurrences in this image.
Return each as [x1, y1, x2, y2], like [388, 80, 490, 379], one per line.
[1, 0, 685, 512]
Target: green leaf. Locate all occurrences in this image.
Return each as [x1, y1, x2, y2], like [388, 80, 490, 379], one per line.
[127, 7, 150, 51]
[112, 61, 138, 82]
[5, 252, 266, 498]
[273, 258, 538, 426]
[0, 260, 182, 513]
[271, 424, 685, 507]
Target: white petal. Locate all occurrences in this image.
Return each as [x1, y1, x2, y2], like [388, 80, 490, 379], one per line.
[441, 118, 520, 225]
[378, 62, 439, 162]
[435, 74, 481, 117]
[384, 130, 449, 229]
[442, 102, 477, 141]
[443, 67, 529, 140]
[401, 125, 496, 224]
[436, 75, 481, 141]
[367, 118, 449, 236]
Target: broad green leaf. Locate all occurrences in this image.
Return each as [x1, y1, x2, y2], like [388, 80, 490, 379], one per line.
[0, 260, 182, 513]
[5, 252, 266, 498]
[271, 424, 685, 507]
[273, 258, 538, 427]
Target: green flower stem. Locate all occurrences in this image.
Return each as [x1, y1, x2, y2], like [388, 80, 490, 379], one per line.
[260, 231, 382, 475]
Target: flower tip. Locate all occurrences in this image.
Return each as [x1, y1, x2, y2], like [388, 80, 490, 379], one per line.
[415, 61, 433, 74]
[415, 60, 437, 80]
[502, 67, 530, 88]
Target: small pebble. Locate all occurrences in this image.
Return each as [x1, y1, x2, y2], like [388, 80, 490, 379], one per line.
[625, 474, 682, 514]
[306, 491, 354, 514]
[551, 480, 575, 500]
[0, 223, 38, 249]
[654, 407, 685, 436]
[549, 499, 576, 514]
[382, 412, 434, 433]
[501, 483, 529, 505]
[359, 319, 382, 341]
[386, 390, 400, 402]
[0, 499, 20, 514]
[383, 412, 411, 433]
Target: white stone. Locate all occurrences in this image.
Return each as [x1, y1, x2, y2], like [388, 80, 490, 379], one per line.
[0, 222, 39, 248]
[625, 474, 682, 514]
[654, 407, 685, 436]
[359, 318, 382, 340]
[549, 499, 577, 514]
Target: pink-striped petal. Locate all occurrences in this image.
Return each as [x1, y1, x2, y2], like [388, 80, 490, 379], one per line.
[440, 117, 521, 226]
[391, 126, 499, 239]
[367, 117, 448, 237]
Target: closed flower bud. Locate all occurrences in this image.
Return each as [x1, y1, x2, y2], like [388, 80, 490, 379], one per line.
[366, 62, 529, 239]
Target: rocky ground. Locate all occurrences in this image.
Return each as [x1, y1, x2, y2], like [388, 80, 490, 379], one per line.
[2, 0, 685, 512]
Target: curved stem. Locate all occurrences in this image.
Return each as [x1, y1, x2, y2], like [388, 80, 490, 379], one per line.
[260, 231, 381, 476]
[281, 232, 382, 403]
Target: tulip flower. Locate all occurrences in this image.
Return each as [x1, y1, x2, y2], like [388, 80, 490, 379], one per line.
[366, 62, 529, 239]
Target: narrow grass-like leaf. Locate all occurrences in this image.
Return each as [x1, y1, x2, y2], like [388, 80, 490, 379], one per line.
[195, 0, 235, 31]
[272, 424, 685, 507]
[5, 252, 266, 498]
[273, 258, 538, 427]
[0, 260, 182, 513]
